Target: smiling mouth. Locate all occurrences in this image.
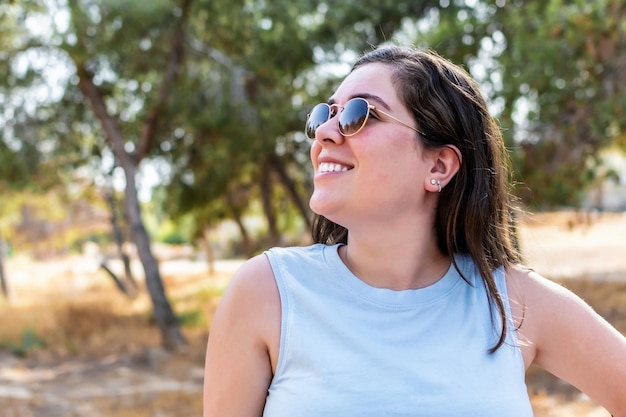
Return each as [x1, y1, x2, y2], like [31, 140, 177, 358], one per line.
[318, 162, 352, 173]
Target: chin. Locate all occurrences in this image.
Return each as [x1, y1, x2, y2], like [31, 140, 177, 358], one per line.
[308, 198, 326, 217]
[309, 196, 339, 222]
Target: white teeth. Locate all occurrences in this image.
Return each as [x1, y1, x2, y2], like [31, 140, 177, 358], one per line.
[319, 162, 349, 173]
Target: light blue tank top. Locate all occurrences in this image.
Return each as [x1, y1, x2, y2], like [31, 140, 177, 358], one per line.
[263, 244, 533, 417]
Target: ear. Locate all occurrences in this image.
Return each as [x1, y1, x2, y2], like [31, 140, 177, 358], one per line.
[424, 145, 462, 192]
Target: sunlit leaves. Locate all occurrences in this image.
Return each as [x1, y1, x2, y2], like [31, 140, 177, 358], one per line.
[490, 0, 626, 207]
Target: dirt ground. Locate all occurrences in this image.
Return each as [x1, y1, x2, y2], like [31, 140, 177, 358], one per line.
[1, 211, 625, 416]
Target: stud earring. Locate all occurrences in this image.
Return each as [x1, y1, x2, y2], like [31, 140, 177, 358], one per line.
[430, 179, 442, 193]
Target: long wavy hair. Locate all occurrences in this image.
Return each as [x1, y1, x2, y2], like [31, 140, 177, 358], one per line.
[311, 45, 520, 352]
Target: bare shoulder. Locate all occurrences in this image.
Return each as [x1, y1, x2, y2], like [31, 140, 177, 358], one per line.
[222, 253, 279, 306]
[504, 265, 622, 341]
[203, 253, 280, 417]
[506, 265, 626, 414]
[214, 253, 281, 350]
[505, 264, 619, 346]
[505, 263, 573, 300]
[505, 265, 584, 321]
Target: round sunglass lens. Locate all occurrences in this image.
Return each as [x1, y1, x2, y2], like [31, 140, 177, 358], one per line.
[306, 104, 330, 139]
[339, 99, 369, 136]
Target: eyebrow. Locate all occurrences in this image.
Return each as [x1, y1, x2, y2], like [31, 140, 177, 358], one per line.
[327, 93, 392, 111]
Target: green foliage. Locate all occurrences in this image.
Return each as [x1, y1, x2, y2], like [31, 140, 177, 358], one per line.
[148, 302, 207, 328]
[491, 0, 626, 207]
[2, 0, 625, 258]
[154, 221, 193, 245]
[176, 308, 206, 328]
[0, 329, 47, 358]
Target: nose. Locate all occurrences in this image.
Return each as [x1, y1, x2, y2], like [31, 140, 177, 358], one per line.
[313, 113, 345, 146]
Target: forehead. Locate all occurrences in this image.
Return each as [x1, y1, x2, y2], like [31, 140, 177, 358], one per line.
[331, 63, 400, 105]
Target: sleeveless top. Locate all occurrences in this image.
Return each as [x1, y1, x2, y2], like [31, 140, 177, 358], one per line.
[263, 244, 533, 417]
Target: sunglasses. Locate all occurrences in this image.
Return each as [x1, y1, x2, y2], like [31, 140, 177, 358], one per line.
[305, 97, 423, 140]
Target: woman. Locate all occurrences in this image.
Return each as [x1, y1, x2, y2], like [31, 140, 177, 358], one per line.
[203, 45, 626, 416]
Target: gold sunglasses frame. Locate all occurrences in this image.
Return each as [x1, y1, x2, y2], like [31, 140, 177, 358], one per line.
[306, 97, 425, 139]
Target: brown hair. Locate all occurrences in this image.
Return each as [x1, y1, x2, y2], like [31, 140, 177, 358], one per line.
[311, 45, 520, 352]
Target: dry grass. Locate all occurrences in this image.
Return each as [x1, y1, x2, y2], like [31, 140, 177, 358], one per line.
[0, 287, 157, 361]
[0, 266, 220, 417]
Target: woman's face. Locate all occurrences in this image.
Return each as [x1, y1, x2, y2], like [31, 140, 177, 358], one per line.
[309, 63, 434, 229]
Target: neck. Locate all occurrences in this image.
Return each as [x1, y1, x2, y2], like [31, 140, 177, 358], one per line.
[338, 225, 450, 291]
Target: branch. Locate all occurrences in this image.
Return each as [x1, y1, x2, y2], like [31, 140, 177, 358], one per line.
[268, 153, 312, 228]
[187, 37, 254, 97]
[135, 0, 193, 162]
[75, 64, 130, 167]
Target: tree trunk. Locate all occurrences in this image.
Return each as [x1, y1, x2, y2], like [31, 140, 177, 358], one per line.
[99, 260, 131, 295]
[70, 0, 191, 351]
[124, 164, 187, 350]
[76, 68, 187, 351]
[103, 188, 137, 293]
[0, 236, 10, 301]
[232, 210, 253, 259]
[201, 227, 215, 275]
[268, 154, 312, 229]
[261, 159, 280, 247]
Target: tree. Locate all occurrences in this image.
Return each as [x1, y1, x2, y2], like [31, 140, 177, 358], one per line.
[100, 185, 137, 298]
[160, 0, 319, 251]
[442, 0, 626, 207]
[62, 0, 191, 349]
[1, 0, 194, 349]
[0, 237, 7, 299]
[0, 0, 61, 300]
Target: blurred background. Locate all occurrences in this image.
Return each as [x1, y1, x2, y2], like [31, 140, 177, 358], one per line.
[0, 0, 625, 416]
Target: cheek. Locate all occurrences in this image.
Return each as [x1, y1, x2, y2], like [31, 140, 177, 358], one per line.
[310, 142, 321, 165]
[370, 149, 423, 190]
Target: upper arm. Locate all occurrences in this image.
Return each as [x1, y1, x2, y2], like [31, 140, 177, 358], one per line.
[512, 268, 626, 415]
[203, 254, 281, 417]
